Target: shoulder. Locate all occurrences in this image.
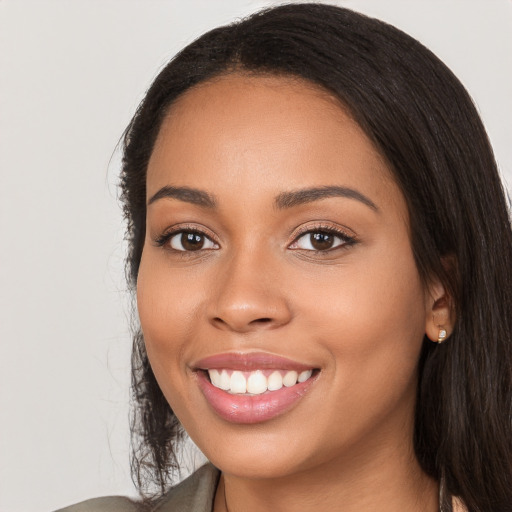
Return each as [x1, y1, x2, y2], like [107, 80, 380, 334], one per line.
[53, 464, 220, 512]
[54, 496, 138, 512]
[152, 463, 220, 511]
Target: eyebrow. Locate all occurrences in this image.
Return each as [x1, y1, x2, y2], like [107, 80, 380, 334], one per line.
[148, 186, 217, 208]
[274, 186, 378, 211]
[147, 184, 378, 212]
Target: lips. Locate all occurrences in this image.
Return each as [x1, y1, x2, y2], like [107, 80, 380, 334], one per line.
[193, 352, 319, 424]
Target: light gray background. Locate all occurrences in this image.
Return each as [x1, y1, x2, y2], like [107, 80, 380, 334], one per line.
[1, 1, 510, 511]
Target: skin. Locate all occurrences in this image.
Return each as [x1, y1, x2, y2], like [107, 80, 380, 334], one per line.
[137, 74, 452, 511]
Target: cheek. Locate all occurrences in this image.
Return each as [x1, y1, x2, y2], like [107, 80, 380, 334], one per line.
[137, 258, 170, 354]
[137, 248, 205, 336]
[302, 246, 423, 314]
[300, 246, 426, 393]
[136, 251, 200, 386]
[136, 255, 207, 434]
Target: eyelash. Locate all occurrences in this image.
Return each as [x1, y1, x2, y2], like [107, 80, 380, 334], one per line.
[154, 224, 357, 254]
[289, 224, 357, 253]
[154, 225, 219, 252]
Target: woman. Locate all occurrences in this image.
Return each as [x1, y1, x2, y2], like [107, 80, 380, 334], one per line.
[58, 3, 512, 511]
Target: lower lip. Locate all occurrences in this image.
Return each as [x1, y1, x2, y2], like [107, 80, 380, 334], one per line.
[196, 370, 318, 424]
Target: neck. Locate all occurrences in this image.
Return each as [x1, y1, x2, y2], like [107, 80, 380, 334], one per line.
[214, 435, 438, 512]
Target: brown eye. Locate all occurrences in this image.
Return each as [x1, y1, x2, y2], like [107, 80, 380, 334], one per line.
[290, 229, 354, 252]
[169, 231, 217, 251]
[309, 232, 334, 250]
[181, 232, 204, 251]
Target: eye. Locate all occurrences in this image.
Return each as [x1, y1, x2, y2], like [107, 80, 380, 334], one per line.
[290, 228, 355, 252]
[161, 230, 218, 252]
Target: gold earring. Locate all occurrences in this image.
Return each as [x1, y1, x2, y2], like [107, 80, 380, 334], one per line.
[437, 328, 448, 343]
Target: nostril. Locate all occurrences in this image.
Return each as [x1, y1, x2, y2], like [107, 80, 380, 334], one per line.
[209, 297, 292, 331]
[211, 316, 274, 330]
[213, 317, 272, 324]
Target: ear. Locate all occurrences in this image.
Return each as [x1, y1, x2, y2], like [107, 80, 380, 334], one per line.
[424, 274, 455, 343]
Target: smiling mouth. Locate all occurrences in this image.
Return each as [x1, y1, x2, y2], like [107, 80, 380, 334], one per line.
[193, 353, 320, 424]
[205, 368, 315, 395]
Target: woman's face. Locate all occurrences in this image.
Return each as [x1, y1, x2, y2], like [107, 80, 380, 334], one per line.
[137, 74, 433, 479]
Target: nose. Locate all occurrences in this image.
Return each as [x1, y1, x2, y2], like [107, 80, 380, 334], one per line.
[208, 250, 292, 333]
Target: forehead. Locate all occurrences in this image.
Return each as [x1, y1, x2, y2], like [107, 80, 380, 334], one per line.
[147, 73, 402, 213]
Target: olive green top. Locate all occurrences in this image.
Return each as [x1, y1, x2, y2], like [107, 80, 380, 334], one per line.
[54, 463, 220, 512]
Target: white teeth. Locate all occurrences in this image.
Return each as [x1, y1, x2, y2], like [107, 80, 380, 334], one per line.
[219, 369, 230, 390]
[246, 371, 267, 394]
[230, 371, 247, 394]
[282, 370, 298, 387]
[207, 368, 314, 394]
[209, 369, 222, 388]
[298, 369, 312, 383]
[267, 370, 283, 391]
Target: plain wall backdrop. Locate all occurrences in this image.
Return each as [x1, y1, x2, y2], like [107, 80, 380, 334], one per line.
[0, 1, 510, 511]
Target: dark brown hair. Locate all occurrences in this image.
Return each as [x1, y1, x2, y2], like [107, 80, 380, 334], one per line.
[120, 4, 512, 511]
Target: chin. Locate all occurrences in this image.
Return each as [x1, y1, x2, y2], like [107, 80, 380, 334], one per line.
[189, 421, 325, 480]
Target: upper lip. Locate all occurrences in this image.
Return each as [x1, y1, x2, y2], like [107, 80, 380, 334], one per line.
[193, 352, 316, 372]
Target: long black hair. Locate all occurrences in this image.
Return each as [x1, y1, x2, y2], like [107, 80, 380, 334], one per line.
[120, 4, 512, 511]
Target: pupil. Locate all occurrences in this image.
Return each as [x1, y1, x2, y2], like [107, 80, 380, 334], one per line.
[310, 232, 333, 250]
[182, 232, 204, 251]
